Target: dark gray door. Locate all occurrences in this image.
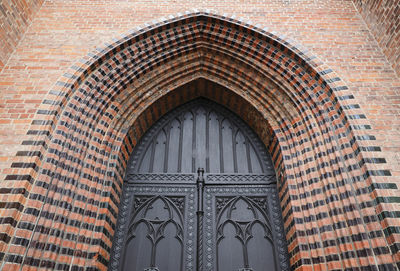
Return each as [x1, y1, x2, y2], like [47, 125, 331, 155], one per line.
[109, 99, 289, 271]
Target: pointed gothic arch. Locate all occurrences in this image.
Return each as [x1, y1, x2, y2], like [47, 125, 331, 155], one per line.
[1, 11, 397, 271]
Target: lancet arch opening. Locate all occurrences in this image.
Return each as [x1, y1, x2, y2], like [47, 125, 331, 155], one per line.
[2, 11, 396, 271]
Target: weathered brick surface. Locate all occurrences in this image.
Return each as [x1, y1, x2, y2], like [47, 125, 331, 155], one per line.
[0, 0, 399, 270]
[0, 0, 44, 72]
[353, 0, 400, 77]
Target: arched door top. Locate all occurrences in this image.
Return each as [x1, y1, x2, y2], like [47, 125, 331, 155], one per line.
[126, 98, 274, 175]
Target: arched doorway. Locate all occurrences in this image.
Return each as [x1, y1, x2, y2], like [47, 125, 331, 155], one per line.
[2, 11, 396, 271]
[110, 99, 289, 271]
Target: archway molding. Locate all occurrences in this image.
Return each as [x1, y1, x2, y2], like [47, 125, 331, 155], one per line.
[1, 10, 397, 271]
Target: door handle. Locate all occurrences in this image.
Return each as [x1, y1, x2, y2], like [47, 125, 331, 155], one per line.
[196, 167, 205, 271]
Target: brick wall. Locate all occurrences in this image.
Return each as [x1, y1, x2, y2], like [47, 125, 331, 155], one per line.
[353, 0, 400, 77]
[0, 0, 44, 72]
[0, 0, 399, 270]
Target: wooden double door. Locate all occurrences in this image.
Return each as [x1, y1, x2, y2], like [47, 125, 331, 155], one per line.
[109, 99, 289, 271]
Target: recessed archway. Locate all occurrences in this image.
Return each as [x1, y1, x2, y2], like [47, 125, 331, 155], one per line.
[1, 11, 396, 271]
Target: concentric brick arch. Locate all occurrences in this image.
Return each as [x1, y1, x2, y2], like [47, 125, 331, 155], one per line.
[2, 11, 397, 271]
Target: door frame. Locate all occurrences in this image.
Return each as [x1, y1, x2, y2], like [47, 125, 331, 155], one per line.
[109, 99, 290, 271]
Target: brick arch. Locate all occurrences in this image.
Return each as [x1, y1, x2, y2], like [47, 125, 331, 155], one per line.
[1, 11, 397, 271]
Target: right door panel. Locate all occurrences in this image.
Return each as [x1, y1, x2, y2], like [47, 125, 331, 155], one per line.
[203, 185, 289, 271]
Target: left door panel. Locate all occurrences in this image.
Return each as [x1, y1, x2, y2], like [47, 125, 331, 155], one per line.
[112, 183, 197, 271]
